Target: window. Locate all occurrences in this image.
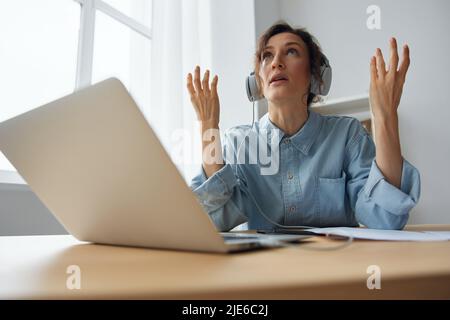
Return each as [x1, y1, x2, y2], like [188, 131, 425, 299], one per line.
[0, 0, 153, 172]
[102, 0, 152, 29]
[0, 0, 80, 171]
[92, 9, 151, 116]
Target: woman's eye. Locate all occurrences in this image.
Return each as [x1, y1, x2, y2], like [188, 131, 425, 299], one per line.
[287, 48, 298, 55]
[262, 52, 272, 60]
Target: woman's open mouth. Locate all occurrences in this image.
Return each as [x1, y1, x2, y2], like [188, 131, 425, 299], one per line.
[270, 79, 288, 86]
[270, 74, 289, 86]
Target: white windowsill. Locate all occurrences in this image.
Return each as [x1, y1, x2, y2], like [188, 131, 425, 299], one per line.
[0, 170, 27, 185]
[311, 93, 371, 121]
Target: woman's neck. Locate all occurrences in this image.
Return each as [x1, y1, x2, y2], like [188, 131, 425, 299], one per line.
[268, 100, 309, 136]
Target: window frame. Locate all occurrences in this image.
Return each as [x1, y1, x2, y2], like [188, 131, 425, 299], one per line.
[0, 0, 153, 181]
[73, 0, 152, 89]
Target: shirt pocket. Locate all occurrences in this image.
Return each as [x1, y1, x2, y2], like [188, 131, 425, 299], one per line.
[317, 171, 347, 227]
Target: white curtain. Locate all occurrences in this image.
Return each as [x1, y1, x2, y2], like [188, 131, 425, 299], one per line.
[148, 0, 214, 182]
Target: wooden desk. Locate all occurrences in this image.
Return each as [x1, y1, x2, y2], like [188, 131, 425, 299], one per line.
[1, 225, 450, 299]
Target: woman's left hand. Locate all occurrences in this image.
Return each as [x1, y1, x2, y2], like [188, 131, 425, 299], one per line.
[369, 37, 410, 120]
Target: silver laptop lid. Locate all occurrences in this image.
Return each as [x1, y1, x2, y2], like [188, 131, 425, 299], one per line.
[0, 78, 229, 253]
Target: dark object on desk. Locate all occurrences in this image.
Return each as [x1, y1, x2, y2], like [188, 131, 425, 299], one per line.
[257, 228, 319, 236]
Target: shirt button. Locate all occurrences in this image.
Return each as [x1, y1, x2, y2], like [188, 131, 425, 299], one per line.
[289, 206, 296, 213]
[288, 173, 293, 180]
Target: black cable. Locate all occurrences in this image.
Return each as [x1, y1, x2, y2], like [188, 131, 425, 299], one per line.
[231, 102, 353, 250]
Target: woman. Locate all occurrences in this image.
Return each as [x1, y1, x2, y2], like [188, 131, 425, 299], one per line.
[186, 22, 420, 231]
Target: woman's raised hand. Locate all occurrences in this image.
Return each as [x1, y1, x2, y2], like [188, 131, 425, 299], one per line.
[187, 66, 224, 177]
[186, 66, 220, 128]
[369, 37, 410, 120]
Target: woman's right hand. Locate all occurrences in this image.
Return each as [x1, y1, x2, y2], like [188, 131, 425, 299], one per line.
[187, 66, 224, 177]
[186, 66, 220, 127]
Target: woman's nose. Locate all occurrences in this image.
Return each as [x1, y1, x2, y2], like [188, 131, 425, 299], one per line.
[271, 55, 285, 69]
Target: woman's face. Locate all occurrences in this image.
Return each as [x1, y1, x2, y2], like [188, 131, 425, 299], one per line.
[258, 32, 310, 104]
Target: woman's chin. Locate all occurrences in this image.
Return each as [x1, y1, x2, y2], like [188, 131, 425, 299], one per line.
[266, 91, 295, 103]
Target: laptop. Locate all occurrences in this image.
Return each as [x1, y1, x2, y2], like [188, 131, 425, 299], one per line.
[0, 78, 310, 253]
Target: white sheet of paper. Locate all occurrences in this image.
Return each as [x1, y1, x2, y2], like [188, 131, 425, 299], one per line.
[307, 227, 450, 241]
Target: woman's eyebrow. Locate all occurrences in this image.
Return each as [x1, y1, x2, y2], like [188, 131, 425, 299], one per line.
[263, 42, 303, 50]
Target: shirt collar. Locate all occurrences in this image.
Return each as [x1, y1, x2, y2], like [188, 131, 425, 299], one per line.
[258, 109, 323, 155]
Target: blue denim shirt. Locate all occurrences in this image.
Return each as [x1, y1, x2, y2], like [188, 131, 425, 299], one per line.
[190, 110, 421, 231]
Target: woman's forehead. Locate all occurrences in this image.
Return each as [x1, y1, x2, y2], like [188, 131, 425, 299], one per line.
[265, 32, 305, 49]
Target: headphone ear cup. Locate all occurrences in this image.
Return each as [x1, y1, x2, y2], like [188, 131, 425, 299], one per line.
[246, 72, 264, 102]
[319, 63, 332, 96]
[310, 73, 319, 96]
[310, 55, 332, 96]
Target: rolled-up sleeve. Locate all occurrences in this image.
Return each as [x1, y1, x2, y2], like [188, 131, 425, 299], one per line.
[189, 130, 250, 231]
[345, 124, 421, 230]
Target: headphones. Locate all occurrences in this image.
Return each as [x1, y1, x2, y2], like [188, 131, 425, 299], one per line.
[245, 53, 332, 102]
[236, 53, 334, 233]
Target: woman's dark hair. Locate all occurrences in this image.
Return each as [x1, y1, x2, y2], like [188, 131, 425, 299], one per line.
[254, 21, 324, 107]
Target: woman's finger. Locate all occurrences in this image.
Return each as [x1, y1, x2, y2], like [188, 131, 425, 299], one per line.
[211, 75, 218, 97]
[193, 65, 203, 94]
[398, 44, 410, 82]
[375, 48, 386, 79]
[202, 70, 211, 96]
[186, 73, 196, 97]
[370, 56, 377, 82]
[389, 37, 399, 73]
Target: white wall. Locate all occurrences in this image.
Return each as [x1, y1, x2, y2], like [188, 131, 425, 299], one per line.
[0, 185, 67, 235]
[255, 0, 281, 38]
[253, 0, 282, 117]
[253, 0, 450, 224]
